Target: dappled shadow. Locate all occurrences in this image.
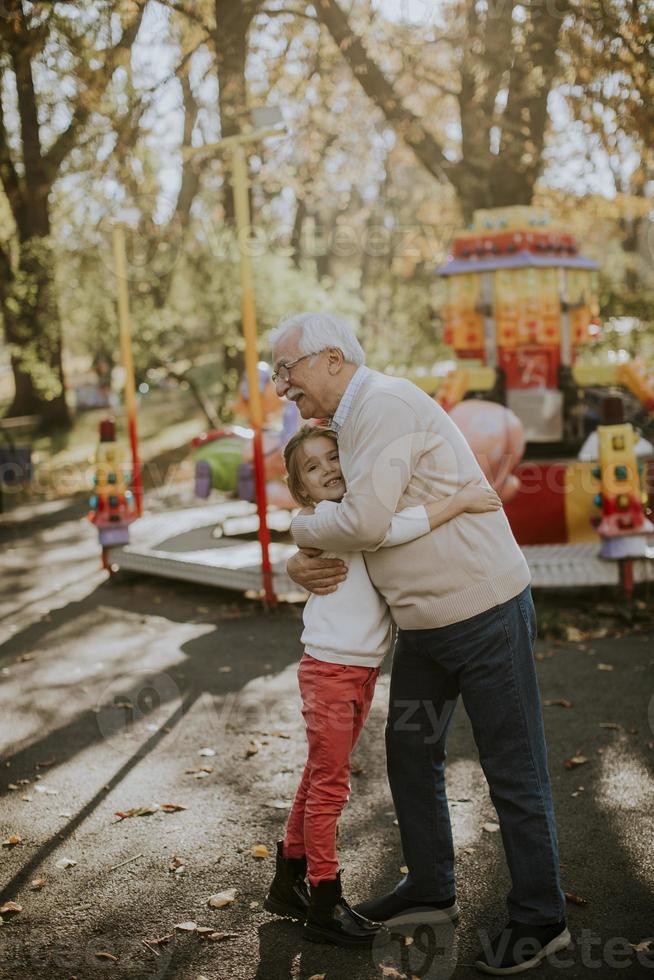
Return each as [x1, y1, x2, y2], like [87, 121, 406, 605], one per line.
[0, 605, 303, 907]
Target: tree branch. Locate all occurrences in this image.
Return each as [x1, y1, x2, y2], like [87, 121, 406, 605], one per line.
[0, 81, 24, 227]
[313, 0, 450, 183]
[44, 1, 147, 181]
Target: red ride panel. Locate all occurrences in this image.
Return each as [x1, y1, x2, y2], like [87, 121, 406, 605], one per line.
[503, 462, 569, 545]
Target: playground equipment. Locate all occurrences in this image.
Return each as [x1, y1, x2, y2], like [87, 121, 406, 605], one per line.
[87, 417, 138, 562]
[99, 202, 652, 597]
[427, 206, 654, 588]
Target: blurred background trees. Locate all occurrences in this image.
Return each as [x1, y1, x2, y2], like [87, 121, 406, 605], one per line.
[0, 0, 651, 428]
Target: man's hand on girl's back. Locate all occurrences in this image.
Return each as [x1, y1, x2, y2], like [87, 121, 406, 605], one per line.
[287, 549, 348, 595]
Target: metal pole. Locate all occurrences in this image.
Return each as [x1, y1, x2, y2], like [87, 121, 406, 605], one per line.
[112, 225, 143, 518]
[230, 143, 276, 607]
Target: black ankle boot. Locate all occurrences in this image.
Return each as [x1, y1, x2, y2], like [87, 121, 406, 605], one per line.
[264, 841, 310, 920]
[305, 871, 385, 948]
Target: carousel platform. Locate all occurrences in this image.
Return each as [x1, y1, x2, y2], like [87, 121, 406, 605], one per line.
[106, 501, 654, 596]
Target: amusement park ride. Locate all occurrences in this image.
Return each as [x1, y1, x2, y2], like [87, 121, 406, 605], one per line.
[93, 206, 654, 601]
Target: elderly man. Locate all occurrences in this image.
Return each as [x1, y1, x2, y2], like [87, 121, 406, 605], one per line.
[270, 311, 570, 975]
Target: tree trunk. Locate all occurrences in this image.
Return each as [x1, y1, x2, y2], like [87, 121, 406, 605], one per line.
[213, 0, 260, 222]
[2, 244, 70, 427]
[314, 0, 567, 221]
[2, 2, 70, 426]
[0, 0, 144, 428]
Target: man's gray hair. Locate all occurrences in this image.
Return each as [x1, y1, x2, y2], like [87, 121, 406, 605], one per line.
[269, 312, 366, 366]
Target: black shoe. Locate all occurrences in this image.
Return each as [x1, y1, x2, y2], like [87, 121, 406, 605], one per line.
[353, 889, 460, 926]
[475, 919, 571, 974]
[263, 841, 310, 921]
[304, 871, 386, 948]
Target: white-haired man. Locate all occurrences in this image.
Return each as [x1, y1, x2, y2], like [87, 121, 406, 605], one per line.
[269, 312, 570, 975]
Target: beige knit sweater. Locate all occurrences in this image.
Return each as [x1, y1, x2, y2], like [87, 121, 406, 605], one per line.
[292, 370, 531, 629]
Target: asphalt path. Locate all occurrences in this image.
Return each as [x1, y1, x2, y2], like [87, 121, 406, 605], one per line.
[1, 504, 653, 980]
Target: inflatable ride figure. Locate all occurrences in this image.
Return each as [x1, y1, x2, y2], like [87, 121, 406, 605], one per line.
[449, 400, 526, 503]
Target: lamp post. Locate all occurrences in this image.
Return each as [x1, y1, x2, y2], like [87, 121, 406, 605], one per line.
[185, 110, 286, 607]
[112, 224, 143, 518]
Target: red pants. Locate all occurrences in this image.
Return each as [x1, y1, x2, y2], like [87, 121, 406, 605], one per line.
[283, 653, 379, 885]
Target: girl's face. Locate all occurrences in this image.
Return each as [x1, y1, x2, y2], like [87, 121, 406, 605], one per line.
[297, 435, 345, 504]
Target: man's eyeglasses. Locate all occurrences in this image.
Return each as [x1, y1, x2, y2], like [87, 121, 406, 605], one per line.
[272, 349, 325, 384]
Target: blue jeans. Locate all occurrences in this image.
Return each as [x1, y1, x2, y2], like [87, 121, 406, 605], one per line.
[385, 586, 565, 925]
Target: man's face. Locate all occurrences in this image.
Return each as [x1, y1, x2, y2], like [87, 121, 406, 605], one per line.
[272, 329, 339, 419]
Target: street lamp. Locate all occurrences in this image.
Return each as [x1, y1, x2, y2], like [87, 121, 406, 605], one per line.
[185, 108, 287, 607]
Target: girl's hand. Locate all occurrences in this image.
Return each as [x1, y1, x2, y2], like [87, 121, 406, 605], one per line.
[457, 479, 502, 514]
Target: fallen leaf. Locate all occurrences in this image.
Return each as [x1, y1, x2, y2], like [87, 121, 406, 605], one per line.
[58, 811, 72, 818]
[308, 975, 326, 980]
[35, 785, 58, 795]
[543, 699, 573, 708]
[399, 865, 409, 874]
[249, 901, 260, 909]
[250, 844, 270, 859]
[30, 878, 46, 891]
[2, 835, 22, 847]
[174, 921, 198, 932]
[269, 731, 291, 739]
[597, 663, 614, 672]
[7, 784, 18, 791]
[565, 626, 584, 642]
[114, 804, 159, 820]
[246, 741, 260, 758]
[482, 822, 501, 833]
[205, 932, 238, 943]
[0, 902, 22, 916]
[265, 800, 291, 809]
[35, 758, 56, 768]
[55, 857, 77, 869]
[351, 764, 364, 776]
[208, 889, 237, 909]
[564, 755, 589, 769]
[631, 940, 654, 954]
[405, 936, 414, 946]
[95, 952, 118, 961]
[565, 891, 588, 906]
[196, 606, 210, 614]
[21, 796, 32, 803]
[168, 855, 185, 874]
[599, 722, 621, 730]
[198, 748, 216, 757]
[218, 666, 232, 673]
[114, 802, 186, 820]
[380, 967, 408, 978]
[144, 933, 174, 946]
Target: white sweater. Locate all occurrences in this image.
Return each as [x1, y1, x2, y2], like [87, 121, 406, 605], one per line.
[302, 499, 430, 667]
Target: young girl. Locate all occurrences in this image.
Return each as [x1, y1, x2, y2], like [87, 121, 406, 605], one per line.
[264, 424, 501, 948]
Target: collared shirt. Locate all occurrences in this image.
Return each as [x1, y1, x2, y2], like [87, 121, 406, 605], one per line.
[329, 365, 371, 433]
